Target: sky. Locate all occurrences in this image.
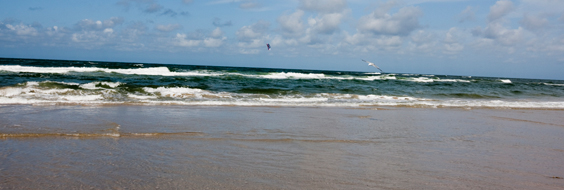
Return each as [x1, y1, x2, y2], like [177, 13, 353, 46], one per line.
[1, 0, 564, 80]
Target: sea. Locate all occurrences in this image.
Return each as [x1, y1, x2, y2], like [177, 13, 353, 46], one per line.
[1, 57, 564, 109]
[2, 57, 564, 189]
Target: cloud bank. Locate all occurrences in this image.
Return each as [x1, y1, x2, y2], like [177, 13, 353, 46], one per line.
[1, 0, 563, 68]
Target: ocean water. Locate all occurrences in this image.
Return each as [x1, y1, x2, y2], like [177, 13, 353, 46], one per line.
[2, 57, 564, 189]
[1, 57, 564, 108]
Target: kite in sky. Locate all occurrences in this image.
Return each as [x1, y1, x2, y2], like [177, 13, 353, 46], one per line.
[266, 43, 271, 50]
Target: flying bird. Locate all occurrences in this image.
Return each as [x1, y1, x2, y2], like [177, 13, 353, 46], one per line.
[361, 59, 383, 72]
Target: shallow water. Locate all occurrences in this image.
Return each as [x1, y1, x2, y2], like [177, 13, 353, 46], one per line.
[1, 105, 563, 189]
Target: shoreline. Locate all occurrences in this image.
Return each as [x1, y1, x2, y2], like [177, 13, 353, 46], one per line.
[3, 103, 564, 111]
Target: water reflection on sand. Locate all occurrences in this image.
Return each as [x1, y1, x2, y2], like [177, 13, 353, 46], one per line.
[1, 105, 563, 189]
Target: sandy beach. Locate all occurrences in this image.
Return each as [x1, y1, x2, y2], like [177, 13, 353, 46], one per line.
[1, 105, 563, 189]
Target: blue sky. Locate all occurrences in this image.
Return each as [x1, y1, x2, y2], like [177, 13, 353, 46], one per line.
[1, 0, 564, 79]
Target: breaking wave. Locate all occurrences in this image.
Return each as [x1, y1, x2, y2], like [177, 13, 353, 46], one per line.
[2, 58, 564, 109]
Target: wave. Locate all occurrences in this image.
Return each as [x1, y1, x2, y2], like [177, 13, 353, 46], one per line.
[544, 83, 564, 86]
[0, 65, 220, 77]
[1, 81, 564, 108]
[1, 65, 478, 82]
[2, 61, 564, 109]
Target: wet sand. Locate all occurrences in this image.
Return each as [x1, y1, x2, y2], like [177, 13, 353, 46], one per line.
[1, 105, 563, 189]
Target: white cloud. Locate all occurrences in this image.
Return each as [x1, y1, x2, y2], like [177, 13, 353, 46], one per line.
[75, 17, 124, 31]
[444, 27, 459, 43]
[6, 24, 38, 36]
[45, 26, 59, 35]
[271, 35, 299, 47]
[156, 24, 182, 32]
[275, 0, 349, 49]
[520, 14, 548, 32]
[299, 0, 346, 13]
[411, 30, 435, 45]
[482, 22, 524, 46]
[204, 36, 226, 47]
[119, 22, 147, 43]
[443, 28, 464, 54]
[444, 43, 463, 53]
[235, 21, 271, 53]
[408, 30, 438, 52]
[210, 27, 223, 38]
[103, 28, 114, 34]
[238, 49, 260, 54]
[144, 3, 163, 13]
[470, 0, 527, 48]
[236, 20, 269, 43]
[212, 18, 232, 27]
[172, 28, 227, 48]
[71, 30, 115, 44]
[307, 10, 348, 34]
[520, 0, 564, 15]
[337, 2, 429, 54]
[545, 36, 564, 52]
[174, 33, 201, 47]
[488, 0, 514, 21]
[357, 6, 423, 36]
[239, 1, 262, 10]
[204, 28, 227, 47]
[297, 28, 320, 45]
[208, 0, 241, 5]
[458, 6, 475, 23]
[375, 35, 403, 47]
[277, 10, 305, 37]
[118, 0, 177, 15]
[344, 32, 403, 48]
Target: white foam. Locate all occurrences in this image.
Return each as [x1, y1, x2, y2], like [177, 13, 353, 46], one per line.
[0, 65, 221, 77]
[128, 94, 155, 100]
[0, 81, 114, 105]
[259, 97, 329, 102]
[1, 65, 102, 74]
[2, 87, 564, 109]
[543, 83, 564, 86]
[79, 83, 98, 90]
[435, 79, 471, 83]
[500, 79, 512, 83]
[57, 81, 80, 86]
[143, 87, 203, 97]
[26, 81, 40, 86]
[259, 72, 326, 79]
[355, 75, 397, 81]
[58, 95, 103, 101]
[80, 82, 122, 89]
[411, 77, 434, 83]
[142, 86, 233, 100]
[0, 87, 23, 97]
[0, 85, 74, 97]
